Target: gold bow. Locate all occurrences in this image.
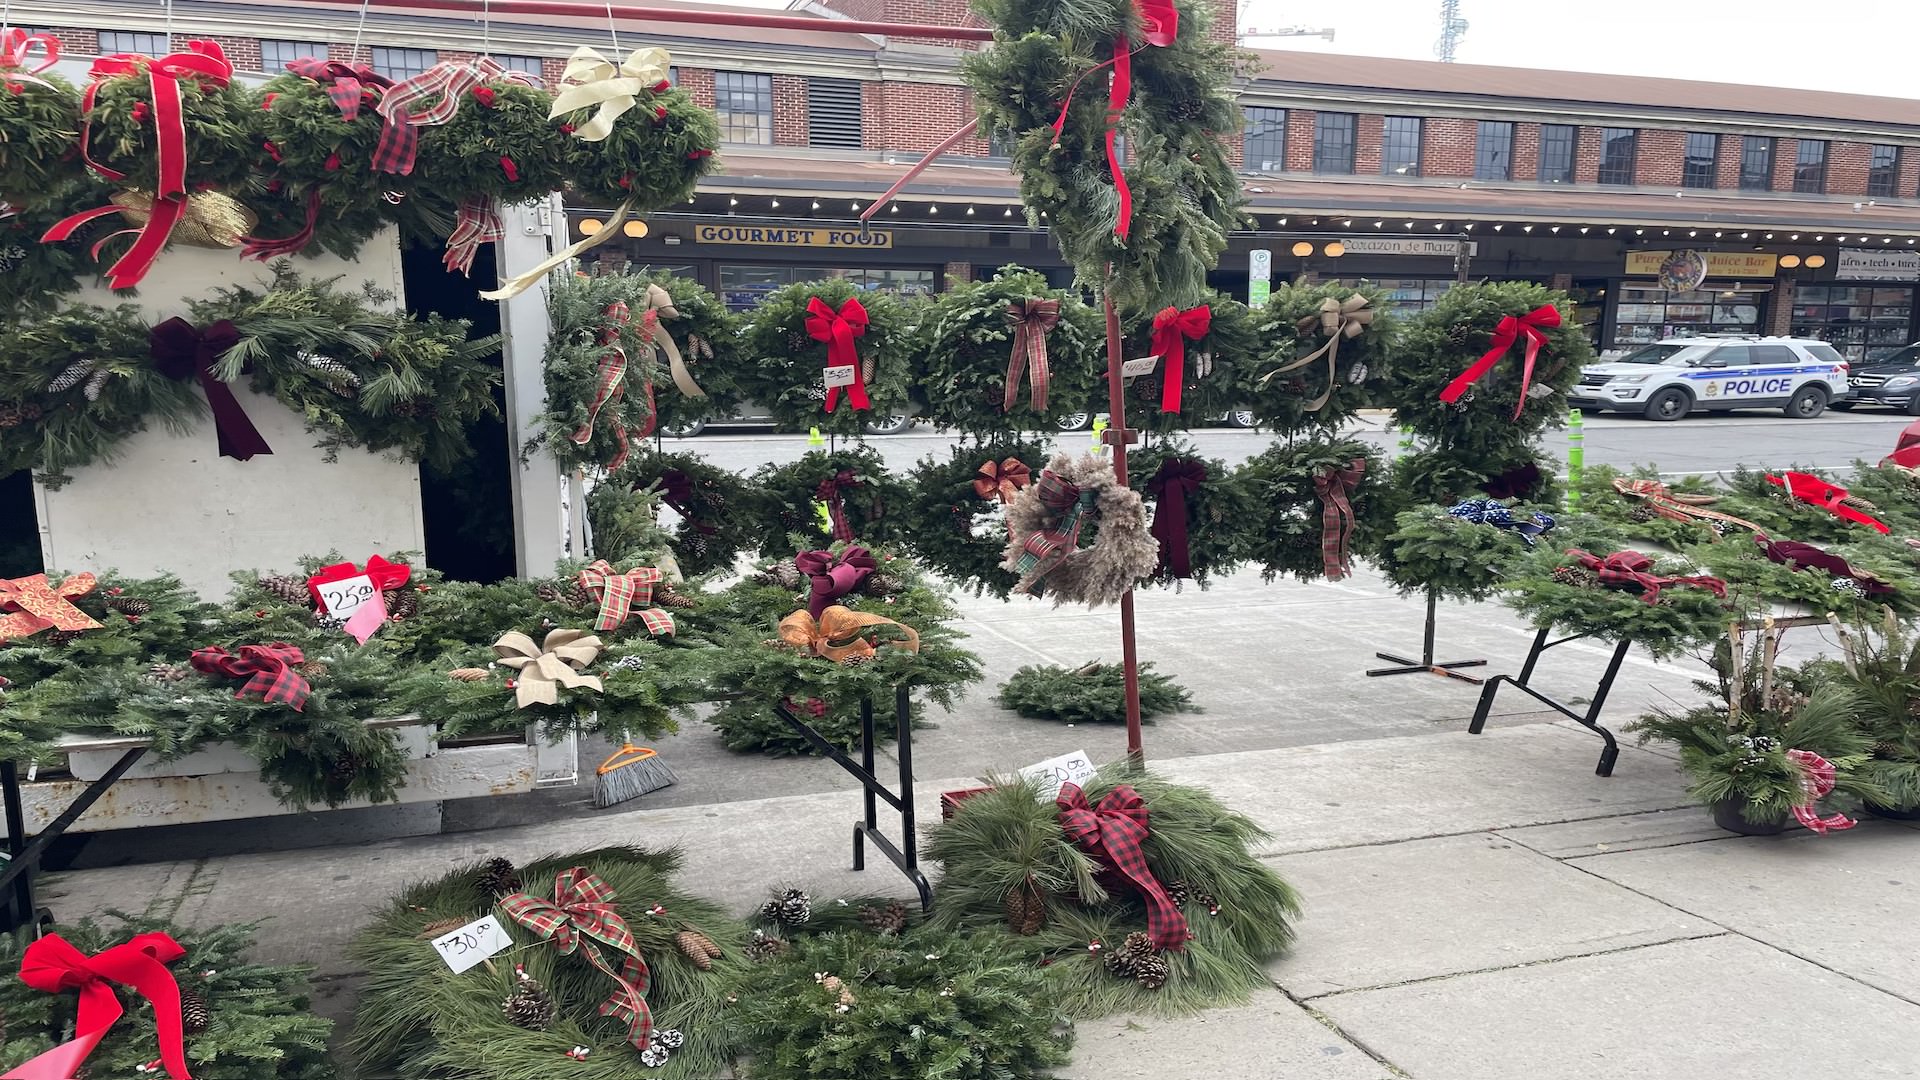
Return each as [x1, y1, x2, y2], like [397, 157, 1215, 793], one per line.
[111, 191, 257, 249]
[775, 605, 919, 663]
[548, 46, 671, 142]
[1259, 294, 1374, 411]
[493, 629, 604, 708]
[640, 283, 706, 399]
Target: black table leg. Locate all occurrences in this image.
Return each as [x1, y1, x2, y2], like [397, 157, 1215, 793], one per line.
[1466, 628, 1627, 777]
[0, 747, 148, 933]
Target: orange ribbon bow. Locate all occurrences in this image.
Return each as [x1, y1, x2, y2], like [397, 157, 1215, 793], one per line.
[973, 458, 1032, 503]
[0, 572, 103, 642]
[776, 605, 918, 663]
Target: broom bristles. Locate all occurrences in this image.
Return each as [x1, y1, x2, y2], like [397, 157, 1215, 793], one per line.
[594, 750, 677, 808]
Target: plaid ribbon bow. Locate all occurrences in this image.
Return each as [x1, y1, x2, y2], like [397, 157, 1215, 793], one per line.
[571, 301, 655, 471]
[1785, 749, 1856, 834]
[577, 560, 675, 636]
[1567, 549, 1727, 605]
[8, 932, 193, 1080]
[1439, 305, 1562, 419]
[1259, 294, 1374, 411]
[1766, 472, 1891, 534]
[0, 572, 103, 642]
[1004, 299, 1060, 413]
[1056, 782, 1190, 951]
[1315, 458, 1366, 581]
[815, 470, 862, 544]
[1149, 305, 1212, 414]
[282, 57, 391, 120]
[497, 868, 653, 1050]
[1147, 457, 1207, 579]
[1009, 469, 1098, 596]
[1611, 477, 1761, 540]
[973, 458, 1031, 503]
[190, 643, 310, 711]
[805, 297, 871, 412]
[1448, 498, 1556, 546]
[372, 56, 496, 175]
[796, 546, 876, 619]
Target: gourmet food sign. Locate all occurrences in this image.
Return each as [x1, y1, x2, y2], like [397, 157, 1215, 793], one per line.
[693, 224, 894, 249]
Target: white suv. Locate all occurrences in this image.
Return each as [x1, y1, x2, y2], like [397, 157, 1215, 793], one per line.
[1572, 336, 1850, 421]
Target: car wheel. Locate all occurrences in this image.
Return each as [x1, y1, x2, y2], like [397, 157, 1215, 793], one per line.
[1906, 396, 1920, 416]
[1828, 401, 1855, 411]
[1785, 386, 1828, 419]
[1228, 410, 1257, 428]
[661, 418, 706, 437]
[862, 414, 915, 436]
[1642, 387, 1691, 421]
[1055, 411, 1094, 432]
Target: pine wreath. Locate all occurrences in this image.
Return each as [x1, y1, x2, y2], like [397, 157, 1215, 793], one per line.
[1128, 437, 1262, 587]
[632, 272, 741, 436]
[606, 450, 757, 576]
[1570, 464, 1728, 549]
[555, 70, 719, 209]
[1387, 443, 1564, 513]
[912, 265, 1103, 436]
[748, 446, 912, 557]
[1240, 436, 1395, 582]
[733, 278, 917, 436]
[415, 78, 570, 210]
[900, 436, 1053, 598]
[73, 45, 256, 198]
[1246, 279, 1396, 435]
[1691, 533, 1920, 615]
[1121, 293, 1262, 434]
[1375, 503, 1623, 603]
[1502, 543, 1746, 659]
[0, 60, 84, 208]
[995, 660, 1197, 724]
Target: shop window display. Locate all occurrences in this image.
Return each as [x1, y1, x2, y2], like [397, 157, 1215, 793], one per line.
[1791, 284, 1916, 361]
[1612, 285, 1764, 345]
[718, 265, 936, 310]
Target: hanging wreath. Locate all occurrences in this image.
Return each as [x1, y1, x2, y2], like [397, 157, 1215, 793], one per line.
[901, 436, 1052, 598]
[1127, 437, 1262, 587]
[749, 446, 912, 557]
[605, 450, 757, 576]
[536, 273, 668, 472]
[1240, 437, 1394, 583]
[1001, 452, 1159, 608]
[733, 278, 917, 437]
[413, 69, 569, 274]
[1247, 279, 1394, 435]
[586, 271, 739, 440]
[913, 266, 1103, 436]
[0, 30, 85, 208]
[554, 49, 719, 210]
[1116, 293, 1261, 434]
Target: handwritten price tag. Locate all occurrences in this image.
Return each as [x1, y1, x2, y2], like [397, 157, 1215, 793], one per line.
[315, 574, 377, 619]
[430, 914, 514, 974]
[1120, 355, 1160, 379]
[822, 364, 857, 388]
[1019, 750, 1097, 800]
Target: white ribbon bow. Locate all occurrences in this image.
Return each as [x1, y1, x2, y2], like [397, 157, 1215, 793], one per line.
[548, 46, 672, 142]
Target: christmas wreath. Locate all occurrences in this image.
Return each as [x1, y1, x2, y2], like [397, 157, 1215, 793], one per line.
[1386, 442, 1564, 510]
[1128, 436, 1263, 587]
[748, 446, 912, 557]
[1239, 437, 1394, 582]
[1570, 465, 1728, 549]
[995, 660, 1197, 724]
[554, 49, 720, 211]
[602, 450, 756, 576]
[0, 32, 84, 207]
[900, 436, 1053, 598]
[1375, 503, 1622, 603]
[1717, 466, 1906, 548]
[1246, 279, 1395, 434]
[912, 265, 1103, 436]
[1002, 452, 1160, 607]
[1119, 293, 1262, 433]
[733, 278, 917, 436]
[414, 69, 570, 273]
[1502, 544, 1744, 658]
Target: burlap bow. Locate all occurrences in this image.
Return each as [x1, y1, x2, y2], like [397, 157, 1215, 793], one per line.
[493, 629, 604, 708]
[1767, 472, 1891, 534]
[639, 283, 706, 399]
[497, 867, 653, 1050]
[1611, 477, 1761, 539]
[973, 458, 1032, 503]
[796, 546, 876, 619]
[577, 560, 674, 636]
[1259, 294, 1374, 411]
[776, 605, 918, 663]
[0, 572, 103, 642]
[190, 643, 310, 711]
[7, 932, 193, 1080]
[1056, 782, 1190, 952]
[1785, 749, 1856, 834]
[548, 46, 671, 142]
[1447, 498, 1556, 546]
[1439, 305, 1561, 418]
[1147, 458, 1207, 579]
[1566, 549, 1727, 606]
[1004, 299, 1060, 413]
[150, 317, 273, 461]
[1315, 459, 1365, 581]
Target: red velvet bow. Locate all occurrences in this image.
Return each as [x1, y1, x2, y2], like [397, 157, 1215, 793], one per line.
[149, 317, 273, 461]
[306, 554, 411, 609]
[1147, 458, 1207, 579]
[1439, 305, 1562, 419]
[649, 467, 717, 536]
[796, 545, 876, 618]
[1315, 458, 1365, 581]
[1150, 305, 1211, 414]
[1056, 782, 1190, 952]
[4, 932, 193, 1080]
[1568, 549, 1727, 606]
[805, 297, 871, 413]
[815, 469, 861, 544]
[1755, 536, 1893, 595]
[1766, 472, 1890, 534]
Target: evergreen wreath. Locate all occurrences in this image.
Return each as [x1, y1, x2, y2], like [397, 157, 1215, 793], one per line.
[0, 63, 83, 207]
[1386, 442, 1564, 510]
[602, 450, 756, 576]
[416, 77, 571, 210]
[1002, 452, 1159, 607]
[629, 272, 741, 436]
[1689, 535, 1920, 616]
[1831, 461, 1920, 536]
[995, 660, 1197, 724]
[0, 915, 333, 1079]
[733, 278, 916, 436]
[924, 772, 1303, 1017]
[748, 446, 913, 558]
[1128, 436, 1262, 587]
[1120, 292, 1261, 434]
[1246, 279, 1395, 435]
[556, 75, 720, 209]
[912, 265, 1104, 436]
[1718, 465, 1907, 548]
[1375, 504, 1623, 603]
[962, 0, 1249, 317]
[1239, 436, 1393, 582]
[1501, 544, 1744, 659]
[1571, 464, 1724, 549]
[76, 50, 256, 197]
[900, 436, 1053, 598]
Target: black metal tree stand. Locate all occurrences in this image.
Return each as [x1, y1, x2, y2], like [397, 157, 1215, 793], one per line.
[1467, 625, 1631, 776]
[773, 684, 933, 912]
[1366, 588, 1488, 684]
[2, 747, 149, 933]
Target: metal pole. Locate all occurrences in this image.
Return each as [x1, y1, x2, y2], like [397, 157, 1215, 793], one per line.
[1455, 232, 1472, 283]
[306, 0, 999, 40]
[1103, 285, 1145, 764]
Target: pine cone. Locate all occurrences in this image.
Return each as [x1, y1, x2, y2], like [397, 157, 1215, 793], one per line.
[1104, 948, 1137, 978]
[449, 667, 491, 682]
[1166, 97, 1207, 122]
[476, 856, 522, 899]
[0, 402, 45, 428]
[1445, 323, 1474, 347]
[503, 978, 557, 1030]
[1133, 952, 1171, 990]
[860, 573, 903, 597]
[295, 660, 329, 681]
[46, 358, 95, 394]
[839, 652, 874, 668]
[1551, 565, 1600, 589]
[384, 588, 420, 621]
[675, 929, 723, 970]
[1166, 880, 1191, 908]
[416, 915, 472, 939]
[305, 355, 363, 397]
[43, 629, 87, 646]
[180, 988, 211, 1035]
[146, 662, 194, 682]
[1628, 503, 1659, 523]
[564, 582, 595, 608]
[259, 574, 315, 608]
[1194, 889, 1220, 915]
[763, 888, 812, 927]
[858, 900, 908, 936]
[106, 596, 153, 616]
[745, 931, 790, 963]
[1002, 881, 1046, 935]
[657, 585, 698, 609]
[769, 562, 804, 590]
[82, 367, 112, 402]
[311, 611, 346, 630]
[328, 753, 362, 791]
[1843, 494, 1880, 512]
[534, 582, 563, 603]
[682, 533, 711, 560]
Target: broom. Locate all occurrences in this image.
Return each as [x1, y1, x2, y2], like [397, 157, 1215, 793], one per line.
[594, 733, 677, 808]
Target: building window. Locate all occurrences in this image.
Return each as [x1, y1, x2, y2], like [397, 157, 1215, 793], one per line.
[1739, 136, 1774, 191]
[1242, 107, 1286, 172]
[97, 31, 168, 55]
[1794, 140, 1828, 193]
[488, 55, 546, 85]
[714, 71, 773, 145]
[1312, 112, 1355, 174]
[1380, 116, 1421, 177]
[1868, 145, 1900, 198]
[259, 40, 326, 71]
[1538, 124, 1575, 184]
[666, 67, 677, 87]
[808, 78, 863, 149]
[371, 47, 437, 81]
[717, 265, 935, 311]
[1597, 128, 1637, 185]
[1683, 132, 1718, 189]
[1791, 284, 1917, 362]
[1612, 285, 1764, 346]
[1378, 278, 1457, 314]
[1474, 121, 1512, 181]
[987, 129, 1016, 158]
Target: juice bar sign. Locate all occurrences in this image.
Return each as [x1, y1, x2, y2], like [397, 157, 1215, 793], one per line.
[693, 224, 893, 249]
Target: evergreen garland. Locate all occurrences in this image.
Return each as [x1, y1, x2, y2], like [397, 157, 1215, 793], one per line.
[901, 436, 1053, 598]
[602, 451, 756, 575]
[416, 79, 570, 208]
[0, 67, 83, 207]
[1239, 436, 1394, 582]
[0, 915, 333, 1078]
[557, 80, 719, 208]
[1246, 279, 1395, 435]
[912, 265, 1104, 436]
[1122, 292, 1261, 433]
[733, 278, 917, 436]
[1690, 536, 1920, 616]
[78, 56, 257, 196]
[749, 446, 913, 557]
[1128, 436, 1262, 586]
[995, 660, 1196, 724]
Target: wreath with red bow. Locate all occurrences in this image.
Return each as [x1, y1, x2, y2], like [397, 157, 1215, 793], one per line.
[733, 278, 917, 437]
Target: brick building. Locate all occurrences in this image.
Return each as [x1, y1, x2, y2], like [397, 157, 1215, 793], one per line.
[20, 0, 1920, 355]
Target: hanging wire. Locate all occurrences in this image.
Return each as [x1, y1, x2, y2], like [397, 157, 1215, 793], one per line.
[163, 0, 175, 44]
[350, 0, 373, 61]
[605, 0, 621, 54]
[481, 0, 491, 58]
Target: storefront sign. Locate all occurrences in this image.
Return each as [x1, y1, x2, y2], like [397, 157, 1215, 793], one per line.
[1248, 248, 1272, 309]
[693, 224, 893, 249]
[1836, 248, 1920, 281]
[1336, 237, 1476, 257]
[1624, 250, 1777, 278]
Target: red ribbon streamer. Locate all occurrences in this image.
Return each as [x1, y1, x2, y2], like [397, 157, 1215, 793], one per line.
[1755, 535, 1893, 595]
[149, 317, 273, 461]
[1786, 749, 1856, 834]
[796, 545, 876, 618]
[1766, 472, 1890, 534]
[805, 297, 870, 412]
[1046, 1, 1177, 242]
[1056, 782, 1190, 952]
[815, 469, 861, 544]
[1567, 549, 1728, 605]
[1149, 305, 1211, 414]
[1315, 458, 1365, 581]
[1147, 457, 1207, 579]
[1438, 305, 1562, 419]
[1004, 299, 1059, 414]
[3, 932, 194, 1080]
[0, 27, 61, 77]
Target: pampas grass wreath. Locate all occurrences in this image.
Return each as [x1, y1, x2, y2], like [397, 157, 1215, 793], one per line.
[1001, 453, 1159, 607]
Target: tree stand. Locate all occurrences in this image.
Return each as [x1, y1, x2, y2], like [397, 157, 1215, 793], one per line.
[1366, 588, 1488, 684]
[2, 749, 148, 933]
[1466, 625, 1629, 776]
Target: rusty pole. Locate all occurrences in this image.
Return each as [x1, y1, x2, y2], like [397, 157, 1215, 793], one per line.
[1102, 286, 1146, 764]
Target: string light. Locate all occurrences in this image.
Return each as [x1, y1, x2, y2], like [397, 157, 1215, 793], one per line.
[1003, 207, 1013, 217]
[1607, 227, 1616, 234]
[965, 206, 975, 215]
[890, 204, 899, 214]
[1373, 220, 1384, 228]
[728, 197, 738, 206]
[770, 199, 780, 208]
[850, 202, 859, 211]
[811, 201, 821, 210]
[928, 205, 938, 214]
[1492, 223, 1504, 231]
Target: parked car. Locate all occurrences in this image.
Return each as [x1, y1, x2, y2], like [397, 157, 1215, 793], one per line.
[1570, 336, 1851, 421]
[1831, 343, 1920, 414]
[663, 405, 916, 437]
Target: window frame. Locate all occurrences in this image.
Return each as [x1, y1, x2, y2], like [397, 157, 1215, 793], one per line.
[1682, 132, 1718, 189]
[1241, 106, 1286, 173]
[1380, 116, 1422, 177]
[1596, 127, 1638, 185]
[1793, 139, 1828, 193]
[713, 70, 774, 146]
[1739, 136, 1775, 191]
[370, 47, 438, 81]
[1474, 120, 1513, 181]
[486, 54, 546, 85]
[1312, 112, 1356, 175]
[96, 30, 169, 55]
[1868, 145, 1899, 198]
[258, 39, 328, 72]
[1538, 124, 1575, 184]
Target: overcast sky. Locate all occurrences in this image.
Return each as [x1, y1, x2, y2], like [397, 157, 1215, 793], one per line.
[1240, 0, 1919, 99]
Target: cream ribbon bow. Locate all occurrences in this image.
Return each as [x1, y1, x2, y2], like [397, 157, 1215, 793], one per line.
[639, 283, 707, 399]
[1259, 294, 1374, 411]
[548, 45, 672, 142]
[493, 629, 605, 708]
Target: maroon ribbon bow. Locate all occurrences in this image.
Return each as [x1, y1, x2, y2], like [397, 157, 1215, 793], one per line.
[651, 467, 717, 535]
[1150, 305, 1212, 414]
[1480, 463, 1544, 501]
[189, 643, 310, 711]
[5, 932, 193, 1080]
[1567, 549, 1727, 605]
[796, 545, 876, 618]
[1056, 782, 1190, 952]
[1756, 536, 1893, 595]
[1146, 458, 1207, 579]
[1315, 459, 1365, 581]
[1439, 305, 1562, 419]
[1004, 299, 1060, 414]
[149, 317, 273, 461]
[805, 297, 871, 413]
[815, 469, 861, 544]
[1766, 472, 1891, 534]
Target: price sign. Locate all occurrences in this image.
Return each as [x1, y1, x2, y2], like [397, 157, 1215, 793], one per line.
[1120, 355, 1159, 379]
[822, 364, 857, 388]
[315, 574, 377, 620]
[1019, 750, 1097, 800]
[430, 914, 514, 974]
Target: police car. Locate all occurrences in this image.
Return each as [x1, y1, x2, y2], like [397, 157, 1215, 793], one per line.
[1571, 336, 1850, 421]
